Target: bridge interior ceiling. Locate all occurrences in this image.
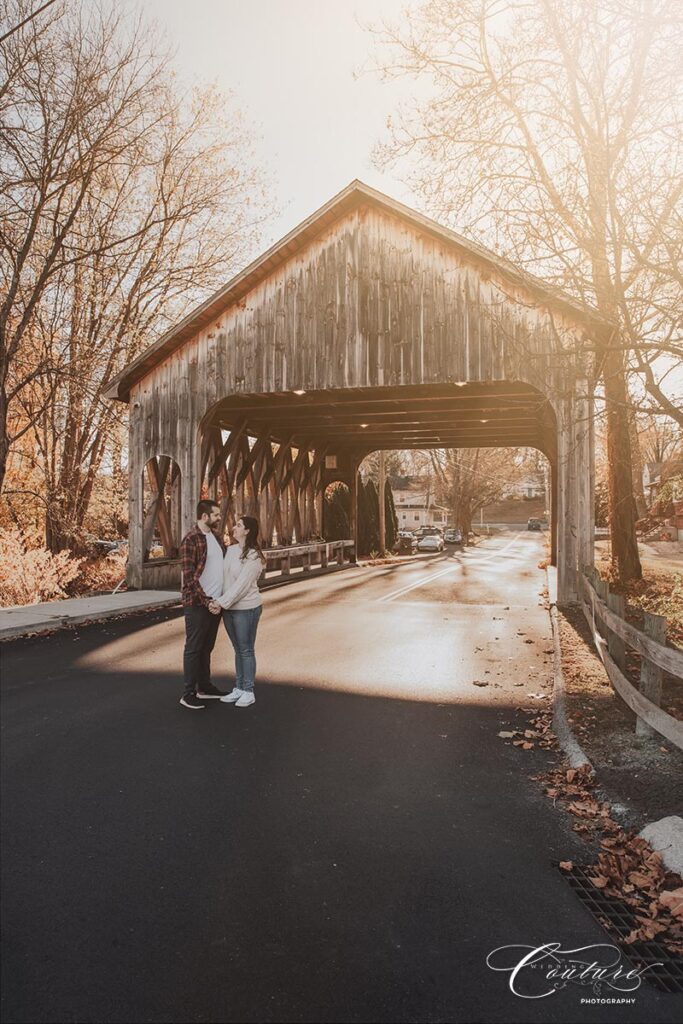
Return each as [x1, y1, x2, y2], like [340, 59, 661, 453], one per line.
[204, 382, 557, 458]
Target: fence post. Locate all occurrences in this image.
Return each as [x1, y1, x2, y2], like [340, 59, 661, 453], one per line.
[636, 612, 667, 738]
[593, 574, 608, 644]
[321, 543, 328, 569]
[606, 590, 626, 671]
[282, 550, 290, 576]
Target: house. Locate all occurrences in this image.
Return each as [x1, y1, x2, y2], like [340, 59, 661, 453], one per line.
[501, 475, 546, 500]
[643, 460, 683, 502]
[390, 476, 449, 531]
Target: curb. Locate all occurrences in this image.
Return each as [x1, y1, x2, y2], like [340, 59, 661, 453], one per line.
[260, 562, 355, 590]
[546, 568, 593, 771]
[0, 597, 181, 642]
[0, 564, 357, 641]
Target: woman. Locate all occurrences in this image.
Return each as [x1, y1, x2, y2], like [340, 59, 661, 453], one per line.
[209, 515, 266, 707]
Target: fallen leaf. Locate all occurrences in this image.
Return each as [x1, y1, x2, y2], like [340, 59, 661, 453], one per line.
[559, 861, 573, 871]
[590, 874, 609, 888]
[498, 731, 516, 738]
[628, 871, 655, 890]
[659, 888, 683, 920]
[473, 680, 488, 687]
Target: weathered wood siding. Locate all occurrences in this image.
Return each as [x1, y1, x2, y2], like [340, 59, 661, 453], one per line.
[131, 206, 585, 444]
[126, 204, 593, 598]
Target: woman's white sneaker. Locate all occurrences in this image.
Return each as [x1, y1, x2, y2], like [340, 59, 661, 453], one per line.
[235, 692, 255, 707]
[220, 688, 244, 703]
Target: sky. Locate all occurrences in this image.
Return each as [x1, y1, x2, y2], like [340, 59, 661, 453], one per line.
[133, 0, 424, 248]
[125, 0, 680, 407]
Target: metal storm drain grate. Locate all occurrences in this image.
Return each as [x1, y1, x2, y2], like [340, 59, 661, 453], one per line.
[555, 862, 683, 994]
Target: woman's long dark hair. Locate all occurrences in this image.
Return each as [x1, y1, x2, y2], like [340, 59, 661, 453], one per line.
[239, 515, 266, 564]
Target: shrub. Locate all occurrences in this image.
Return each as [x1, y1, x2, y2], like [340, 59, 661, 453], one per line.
[0, 527, 83, 606]
[69, 548, 128, 596]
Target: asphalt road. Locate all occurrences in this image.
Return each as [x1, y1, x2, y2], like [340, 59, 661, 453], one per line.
[2, 529, 681, 1024]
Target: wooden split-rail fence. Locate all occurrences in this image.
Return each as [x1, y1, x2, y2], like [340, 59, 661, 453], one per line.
[581, 566, 683, 749]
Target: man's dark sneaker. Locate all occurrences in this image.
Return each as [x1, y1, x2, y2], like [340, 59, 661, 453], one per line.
[196, 684, 228, 699]
[179, 695, 206, 709]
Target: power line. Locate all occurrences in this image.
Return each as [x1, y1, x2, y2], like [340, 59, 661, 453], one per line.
[0, 0, 58, 45]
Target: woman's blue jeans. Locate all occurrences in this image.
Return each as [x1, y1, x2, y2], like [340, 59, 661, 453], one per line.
[222, 605, 262, 692]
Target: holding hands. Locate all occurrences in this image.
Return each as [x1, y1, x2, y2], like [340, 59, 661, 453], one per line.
[208, 600, 222, 615]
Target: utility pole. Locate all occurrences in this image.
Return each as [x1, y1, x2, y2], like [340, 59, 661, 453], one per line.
[378, 450, 386, 556]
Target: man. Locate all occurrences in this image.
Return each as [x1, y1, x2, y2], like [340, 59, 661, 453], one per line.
[179, 500, 228, 708]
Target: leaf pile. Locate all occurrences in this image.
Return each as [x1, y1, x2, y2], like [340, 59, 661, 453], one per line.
[540, 764, 683, 954]
[585, 837, 683, 952]
[498, 708, 556, 751]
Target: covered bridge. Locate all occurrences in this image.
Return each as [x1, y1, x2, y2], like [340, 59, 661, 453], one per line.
[104, 181, 603, 602]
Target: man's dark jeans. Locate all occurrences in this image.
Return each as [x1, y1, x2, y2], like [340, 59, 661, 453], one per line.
[183, 604, 221, 697]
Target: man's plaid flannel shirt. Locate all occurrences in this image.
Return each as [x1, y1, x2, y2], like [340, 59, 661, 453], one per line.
[180, 525, 226, 607]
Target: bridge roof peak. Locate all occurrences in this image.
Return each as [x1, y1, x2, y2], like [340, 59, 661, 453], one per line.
[104, 179, 612, 402]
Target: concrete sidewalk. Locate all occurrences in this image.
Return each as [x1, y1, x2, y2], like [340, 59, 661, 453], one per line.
[0, 590, 181, 641]
[0, 564, 357, 642]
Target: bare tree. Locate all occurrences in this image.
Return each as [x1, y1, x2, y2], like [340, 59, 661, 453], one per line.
[638, 415, 683, 468]
[370, 0, 682, 581]
[430, 446, 541, 535]
[1, 0, 271, 548]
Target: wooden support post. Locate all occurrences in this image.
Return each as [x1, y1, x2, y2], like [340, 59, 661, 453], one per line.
[636, 612, 667, 738]
[606, 590, 626, 672]
[550, 457, 558, 568]
[349, 458, 359, 557]
[378, 449, 386, 557]
[556, 398, 577, 602]
[575, 379, 593, 575]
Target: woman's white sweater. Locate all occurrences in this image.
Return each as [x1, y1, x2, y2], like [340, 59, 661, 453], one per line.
[217, 544, 264, 610]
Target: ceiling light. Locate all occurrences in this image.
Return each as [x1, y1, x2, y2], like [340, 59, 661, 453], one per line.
[454, 382, 468, 387]
[293, 389, 306, 396]
[480, 418, 489, 423]
[360, 423, 369, 428]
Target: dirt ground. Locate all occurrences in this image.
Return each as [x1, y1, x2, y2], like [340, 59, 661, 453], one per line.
[558, 603, 683, 828]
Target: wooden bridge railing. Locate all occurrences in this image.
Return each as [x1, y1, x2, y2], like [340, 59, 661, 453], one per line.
[580, 566, 683, 749]
[262, 540, 355, 584]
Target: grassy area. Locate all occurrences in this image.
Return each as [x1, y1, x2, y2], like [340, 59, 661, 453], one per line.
[596, 560, 683, 649]
[481, 497, 546, 522]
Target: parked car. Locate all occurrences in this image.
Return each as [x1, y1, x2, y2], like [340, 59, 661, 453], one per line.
[417, 533, 444, 552]
[527, 517, 544, 531]
[395, 531, 418, 554]
[444, 528, 463, 545]
[414, 525, 444, 538]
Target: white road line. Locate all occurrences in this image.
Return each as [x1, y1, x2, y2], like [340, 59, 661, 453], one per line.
[376, 532, 525, 603]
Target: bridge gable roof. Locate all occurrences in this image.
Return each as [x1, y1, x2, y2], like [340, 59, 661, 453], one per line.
[104, 180, 612, 402]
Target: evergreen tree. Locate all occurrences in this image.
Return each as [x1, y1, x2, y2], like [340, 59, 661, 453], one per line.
[358, 478, 380, 555]
[323, 482, 350, 541]
[384, 483, 398, 551]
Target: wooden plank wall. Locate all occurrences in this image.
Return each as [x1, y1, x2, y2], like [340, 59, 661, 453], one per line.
[127, 204, 592, 597]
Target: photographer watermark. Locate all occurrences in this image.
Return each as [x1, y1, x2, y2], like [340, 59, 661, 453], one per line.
[486, 942, 661, 1000]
